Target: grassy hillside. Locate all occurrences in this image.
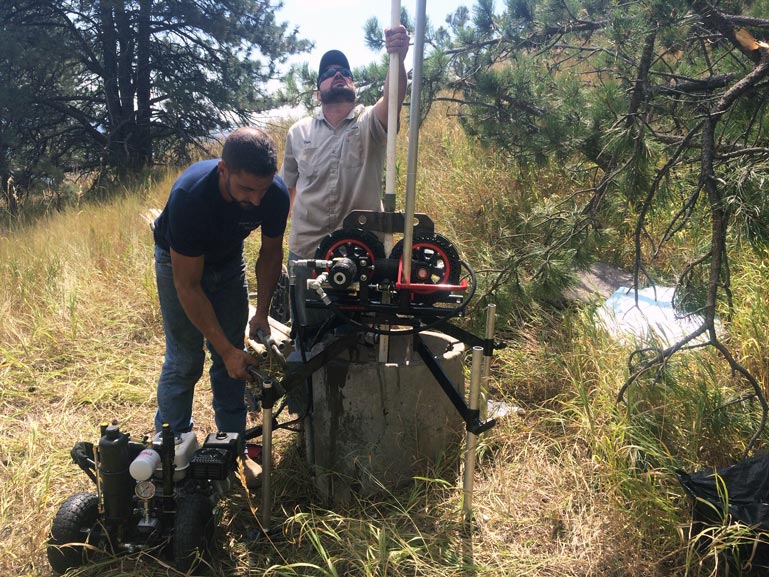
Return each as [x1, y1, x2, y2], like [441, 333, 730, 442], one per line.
[2, 108, 768, 577]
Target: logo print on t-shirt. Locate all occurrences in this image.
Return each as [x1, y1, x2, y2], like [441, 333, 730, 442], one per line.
[237, 217, 262, 233]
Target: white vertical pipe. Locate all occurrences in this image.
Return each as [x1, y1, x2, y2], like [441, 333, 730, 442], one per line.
[482, 304, 496, 390]
[463, 346, 483, 522]
[380, 0, 401, 363]
[383, 0, 401, 221]
[261, 380, 273, 533]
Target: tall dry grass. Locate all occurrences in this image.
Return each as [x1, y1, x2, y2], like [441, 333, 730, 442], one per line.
[2, 106, 767, 576]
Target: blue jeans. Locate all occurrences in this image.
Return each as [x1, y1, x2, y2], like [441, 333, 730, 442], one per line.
[154, 246, 248, 441]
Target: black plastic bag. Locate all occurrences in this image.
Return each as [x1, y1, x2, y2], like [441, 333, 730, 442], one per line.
[678, 454, 769, 529]
[678, 454, 769, 570]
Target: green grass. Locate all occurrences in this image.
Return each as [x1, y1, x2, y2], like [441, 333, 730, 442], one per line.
[2, 107, 769, 576]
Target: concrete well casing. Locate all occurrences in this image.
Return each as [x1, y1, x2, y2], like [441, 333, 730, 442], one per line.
[307, 330, 465, 505]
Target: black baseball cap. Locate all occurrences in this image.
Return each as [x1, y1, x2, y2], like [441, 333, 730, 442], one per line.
[318, 50, 350, 88]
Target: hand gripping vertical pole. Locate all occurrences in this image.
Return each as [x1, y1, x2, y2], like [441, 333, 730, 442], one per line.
[383, 0, 401, 218]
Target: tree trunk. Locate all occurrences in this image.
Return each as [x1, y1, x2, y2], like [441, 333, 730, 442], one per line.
[99, 0, 151, 175]
[0, 129, 16, 216]
[99, 0, 124, 172]
[134, 0, 152, 169]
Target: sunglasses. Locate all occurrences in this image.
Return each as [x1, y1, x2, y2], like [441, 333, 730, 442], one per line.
[318, 67, 353, 85]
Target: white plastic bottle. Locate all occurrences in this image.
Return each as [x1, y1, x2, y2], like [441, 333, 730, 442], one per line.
[129, 448, 161, 481]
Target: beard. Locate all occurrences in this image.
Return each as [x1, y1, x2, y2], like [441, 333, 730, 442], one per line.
[224, 175, 256, 209]
[320, 85, 356, 104]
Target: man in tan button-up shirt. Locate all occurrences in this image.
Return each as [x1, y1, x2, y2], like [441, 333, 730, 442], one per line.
[280, 25, 410, 260]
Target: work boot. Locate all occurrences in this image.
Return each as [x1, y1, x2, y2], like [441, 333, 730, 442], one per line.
[242, 455, 262, 489]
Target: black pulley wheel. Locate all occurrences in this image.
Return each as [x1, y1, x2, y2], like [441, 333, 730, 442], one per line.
[47, 492, 100, 574]
[173, 492, 215, 572]
[315, 228, 385, 282]
[389, 232, 461, 304]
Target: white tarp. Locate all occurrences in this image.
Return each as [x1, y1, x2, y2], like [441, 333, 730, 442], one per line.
[597, 286, 711, 346]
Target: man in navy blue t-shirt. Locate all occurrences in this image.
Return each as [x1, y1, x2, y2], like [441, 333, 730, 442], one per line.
[153, 127, 289, 487]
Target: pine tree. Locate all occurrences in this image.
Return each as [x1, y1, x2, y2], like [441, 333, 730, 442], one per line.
[1, 0, 310, 200]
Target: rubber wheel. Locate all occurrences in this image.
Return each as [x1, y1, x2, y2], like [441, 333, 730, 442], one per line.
[173, 493, 215, 572]
[47, 492, 100, 574]
[389, 232, 461, 304]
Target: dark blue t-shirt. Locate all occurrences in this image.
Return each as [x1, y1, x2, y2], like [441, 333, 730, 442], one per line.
[153, 159, 290, 265]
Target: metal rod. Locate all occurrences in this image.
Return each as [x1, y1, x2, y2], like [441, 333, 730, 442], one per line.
[245, 337, 269, 360]
[402, 0, 426, 284]
[378, 290, 391, 363]
[482, 303, 497, 413]
[383, 0, 401, 218]
[261, 379, 274, 533]
[463, 346, 483, 522]
[379, 0, 401, 363]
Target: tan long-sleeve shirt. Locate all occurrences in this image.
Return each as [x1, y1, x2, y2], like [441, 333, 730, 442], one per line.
[280, 104, 387, 258]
